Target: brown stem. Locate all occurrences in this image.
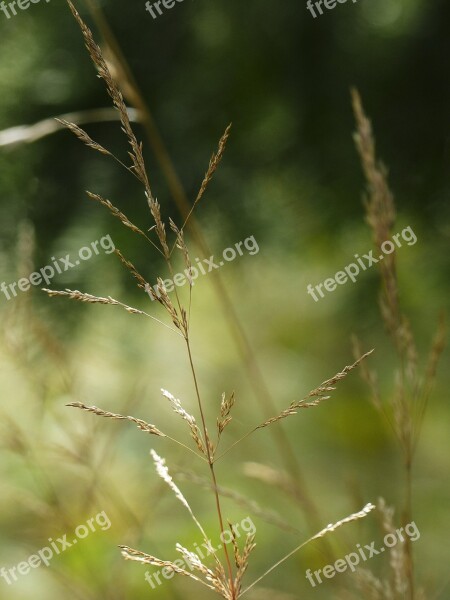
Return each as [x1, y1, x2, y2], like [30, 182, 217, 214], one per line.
[399, 355, 415, 600]
[403, 458, 414, 600]
[185, 337, 236, 598]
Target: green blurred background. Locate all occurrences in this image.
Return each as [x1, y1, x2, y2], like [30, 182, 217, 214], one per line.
[0, 0, 448, 598]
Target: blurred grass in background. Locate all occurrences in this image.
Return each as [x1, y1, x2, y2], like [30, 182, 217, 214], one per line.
[0, 0, 449, 598]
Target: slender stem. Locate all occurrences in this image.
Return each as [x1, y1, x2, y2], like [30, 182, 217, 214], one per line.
[131, 307, 183, 335]
[185, 337, 236, 599]
[239, 537, 312, 597]
[399, 354, 415, 600]
[104, 150, 143, 183]
[393, 353, 415, 600]
[214, 429, 256, 462]
[166, 435, 208, 462]
[141, 231, 166, 258]
[404, 455, 414, 600]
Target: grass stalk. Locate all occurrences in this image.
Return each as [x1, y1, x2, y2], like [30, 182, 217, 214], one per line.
[80, 0, 330, 549]
[185, 336, 237, 599]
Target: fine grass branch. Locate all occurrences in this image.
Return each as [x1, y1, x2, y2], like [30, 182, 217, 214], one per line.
[215, 350, 374, 462]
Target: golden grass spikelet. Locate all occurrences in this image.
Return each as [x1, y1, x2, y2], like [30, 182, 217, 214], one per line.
[86, 191, 148, 239]
[119, 545, 216, 590]
[205, 428, 215, 458]
[175, 544, 214, 579]
[151, 449, 192, 512]
[67, 401, 166, 437]
[102, 45, 136, 104]
[180, 306, 189, 335]
[377, 498, 409, 596]
[217, 391, 236, 436]
[146, 193, 169, 257]
[169, 217, 194, 282]
[256, 407, 297, 428]
[66, 1, 150, 192]
[227, 521, 256, 594]
[214, 352, 374, 463]
[241, 503, 375, 596]
[257, 350, 373, 429]
[150, 449, 218, 557]
[228, 522, 241, 569]
[114, 249, 149, 290]
[175, 543, 230, 597]
[178, 124, 232, 235]
[213, 562, 228, 596]
[42, 288, 147, 315]
[352, 88, 401, 345]
[351, 88, 396, 243]
[155, 277, 182, 329]
[161, 388, 206, 455]
[234, 533, 256, 595]
[311, 502, 375, 540]
[304, 349, 374, 401]
[196, 123, 232, 205]
[55, 119, 111, 156]
[44, 288, 182, 335]
[144, 282, 160, 303]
